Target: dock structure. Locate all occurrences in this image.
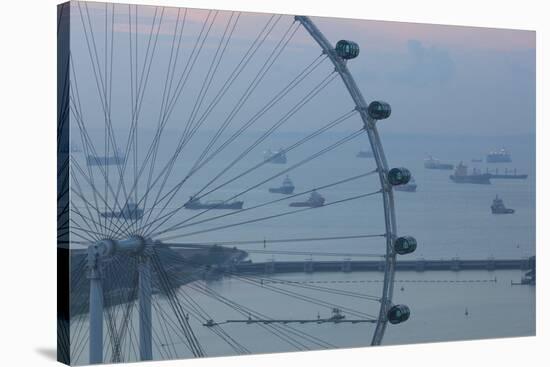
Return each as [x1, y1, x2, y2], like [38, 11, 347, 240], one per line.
[229, 257, 534, 275]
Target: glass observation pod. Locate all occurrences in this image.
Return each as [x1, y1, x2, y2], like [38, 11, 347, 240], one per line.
[394, 236, 417, 255]
[335, 40, 360, 59]
[387, 304, 411, 324]
[367, 101, 392, 120]
[388, 167, 412, 186]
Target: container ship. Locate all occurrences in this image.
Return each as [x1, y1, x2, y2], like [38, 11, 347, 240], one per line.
[449, 162, 491, 184]
[184, 197, 244, 210]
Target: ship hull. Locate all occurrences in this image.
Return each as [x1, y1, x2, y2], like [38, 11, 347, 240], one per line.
[489, 174, 528, 179]
[184, 202, 244, 210]
[449, 174, 491, 184]
[269, 187, 295, 194]
[491, 208, 515, 214]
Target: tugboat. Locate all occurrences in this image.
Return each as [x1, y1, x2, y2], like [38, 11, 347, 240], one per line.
[269, 175, 295, 194]
[486, 148, 512, 163]
[450, 162, 491, 184]
[289, 190, 325, 207]
[356, 150, 374, 158]
[491, 195, 515, 214]
[101, 202, 143, 220]
[424, 156, 454, 170]
[184, 196, 244, 210]
[264, 148, 287, 164]
[394, 177, 417, 192]
[86, 148, 125, 166]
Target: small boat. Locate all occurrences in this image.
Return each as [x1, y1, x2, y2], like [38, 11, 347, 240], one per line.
[269, 175, 295, 194]
[184, 196, 244, 210]
[465, 308, 469, 316]
[487, 148, 512, 163]
[264, 148, 287, 164]
[394, 177, 417, 192]
[450, 162, 491, 184]
[471, 158, 483, 163]
[424, 156, 454, 170]
[491, 195, 514, 214]
[289, 190, 325, 207]
[101, 202, 143, 220]
[356, 150, 373, 158]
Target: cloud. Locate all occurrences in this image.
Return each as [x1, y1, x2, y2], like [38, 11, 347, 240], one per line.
[390, 39, 455, 86]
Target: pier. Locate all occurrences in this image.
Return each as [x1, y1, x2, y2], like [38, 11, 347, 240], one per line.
[229, 257, 535, 275]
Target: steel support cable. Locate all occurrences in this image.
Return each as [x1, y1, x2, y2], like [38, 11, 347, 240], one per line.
[189, 281, 331, 349]
[141, 108, 356, 238]
[189, 54, 326, 177]
[223, 271, 382, 302]
[109, 10, 221, 238]
[186, 283, 310, 350]
[188, 20, 301, 173]
[149, 252, 335, 349]
[230, 273, 377, 319]
[163, 233, 384, 247]
[122, 6, 164, 235]
[187, 72, 339, 201]
[160, 269, 251, 354]
[76, 5, 135, 232]
[139, 9, 219, 230]
[70, 157, 133, 238]
[151, 256, 201, 356]
[152, 297, 180, 359]
[69, 67, 133, 233]
[142, 18, 296, 233]
[154, 169, 374, 237]
[115, 13, 280, 235]
[138, 11, 235, 233]
[70, 162, 107, 239]
[109, 8, 188, 239]
[136, 54, 329, 236]
[151, 252, 205, 357]
[153, 146, 375, 240]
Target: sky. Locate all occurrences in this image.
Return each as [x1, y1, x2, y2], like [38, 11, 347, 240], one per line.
[68, 1, 535, 136]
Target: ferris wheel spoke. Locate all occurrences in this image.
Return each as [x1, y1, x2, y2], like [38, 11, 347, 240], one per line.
[140, 29, 320, 236]
[144, 128, 363, 238]
[151, 170, 375, 237]
[71, 157, 134, 238]
[139, 10, 232, 233]
[116, 14, 289, 237]
[156, 189, 381, 241]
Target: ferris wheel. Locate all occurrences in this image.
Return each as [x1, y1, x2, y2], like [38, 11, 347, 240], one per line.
[57, 2, 416, 364]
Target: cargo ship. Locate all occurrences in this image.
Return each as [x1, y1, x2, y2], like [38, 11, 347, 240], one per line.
[184, 196, 244, 210]
[486, 148, 512, 163]
[491, 195, 514, 214]
[101, 202, 143, 220]
[269, 175, 295, 194]
[394, 177, 417, 192]
[487, 168, 528, 180]
[424, 156, 454, 170]
[289, 190, 325, 207]
[449, 162, 491, 184]
[264, 148, 287, 164]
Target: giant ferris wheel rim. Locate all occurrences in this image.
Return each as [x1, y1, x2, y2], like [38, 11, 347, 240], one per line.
[294, 15, 398, 345]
